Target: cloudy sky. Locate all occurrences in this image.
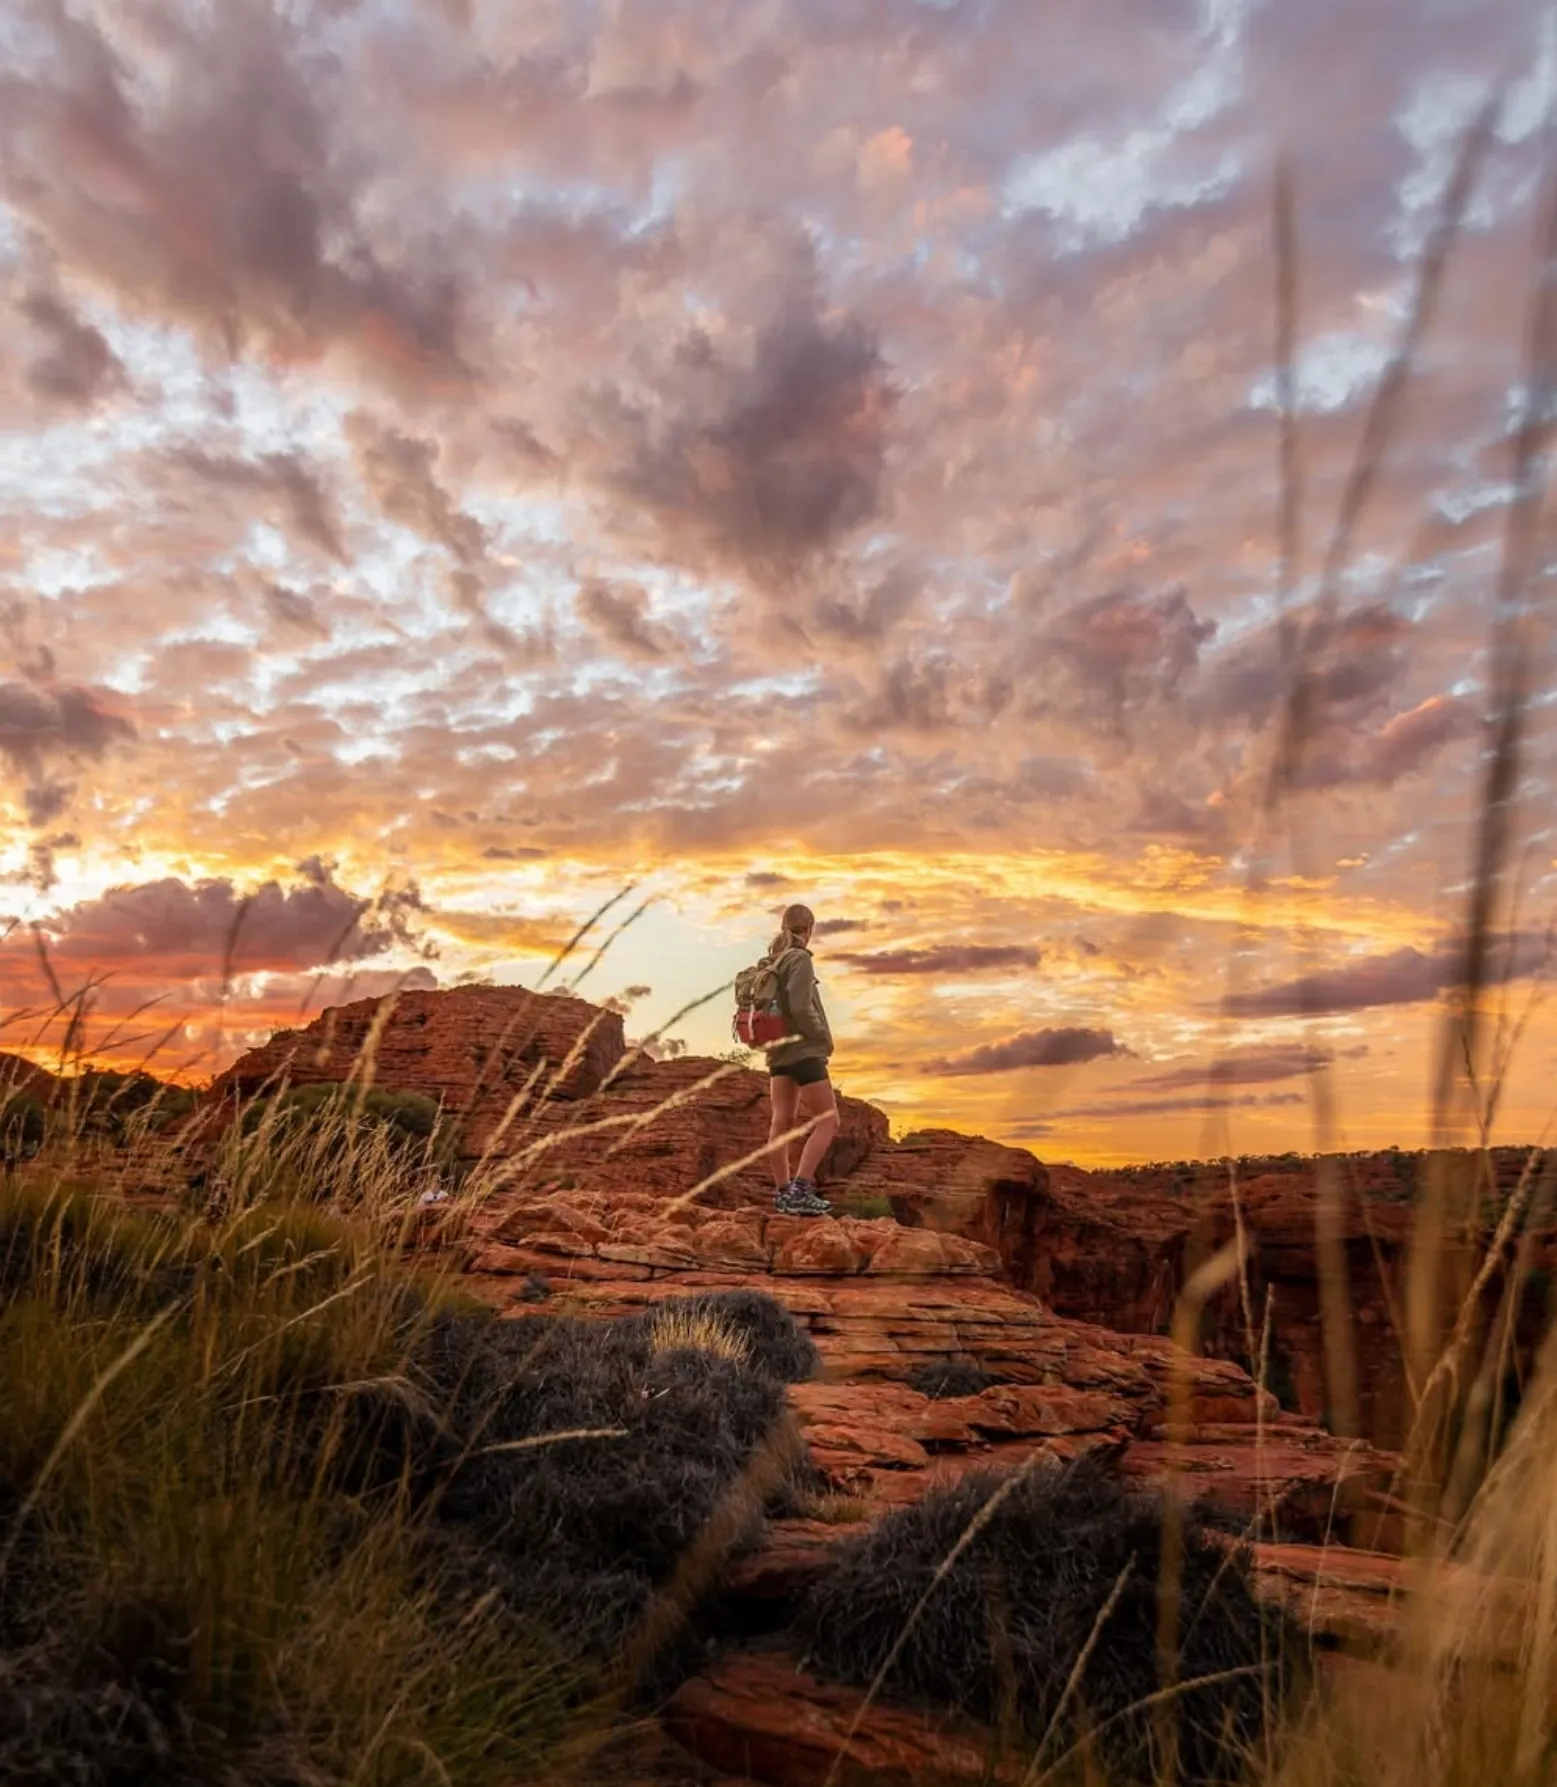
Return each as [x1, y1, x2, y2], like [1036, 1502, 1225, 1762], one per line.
[2, 0, 1556, 1165]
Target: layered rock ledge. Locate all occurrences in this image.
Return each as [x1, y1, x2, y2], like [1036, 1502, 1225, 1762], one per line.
[198, 984, 1527, 1786]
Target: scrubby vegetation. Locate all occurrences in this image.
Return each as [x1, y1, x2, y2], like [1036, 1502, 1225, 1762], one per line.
[0, 1181, 568, 1785]
[832, 1192, 896, 1221]
[0, 1157, 816, 1784]
[2, 1069, 196, 1170]
[407, 1291, 815, 1666]
[797, 1456, 1296, 1785]
[1113, 1146, 1548, 1192]
[908, 1358, 997, 1399]
[1, 1088, 45, 1173]
[194, 1081, 464, 1215]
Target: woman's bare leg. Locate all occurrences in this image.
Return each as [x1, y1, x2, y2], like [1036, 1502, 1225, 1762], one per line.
[768, 1075, 800, 1187]
[794, 1080, 840, 1183]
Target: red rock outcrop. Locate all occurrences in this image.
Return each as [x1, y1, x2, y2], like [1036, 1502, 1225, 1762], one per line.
[885, 1148, 1557, 1455]
[0, 1051, 54, 1098]
[458, 1188, 1397, 1548]
[1031, 1155, 1557, 1452]
[208, 986, 1530, 1787]
[666, 1651, 1023, 1787]
[206, 984, 627, 1116]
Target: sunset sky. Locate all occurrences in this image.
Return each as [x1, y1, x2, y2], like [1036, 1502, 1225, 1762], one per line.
[2, 0, 1556, 1166]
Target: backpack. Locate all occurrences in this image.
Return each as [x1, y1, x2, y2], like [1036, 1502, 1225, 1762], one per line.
[732, 951, 790, 1048]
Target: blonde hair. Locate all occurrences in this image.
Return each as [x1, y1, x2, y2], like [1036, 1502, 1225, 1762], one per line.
[769, 902, 815, 958]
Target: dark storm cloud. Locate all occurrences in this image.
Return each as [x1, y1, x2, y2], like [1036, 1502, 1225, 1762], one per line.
[17, 282, 125, 407]
[1222, 947, 1446, 1018]
[261, 581, 331, 640]
[0, 681, 136, 825]
[843, 655, 1011, 735]
[1200, 604, 1410, 732]
[1126, 787, 1226, 842]
[927, 1026, 1129, 1076]
[1291, 693, 1483, 792]
[606, 293, 895, 583]
[1038, 584, 1217, 715]
[810, 569, 924, 643]
[348, 415, 487, 561]
[834, 944, 1040, 976]
[1054, 1090, 1308, 1121]
[37, 865, 432, 977]
[169, 449, 347, 562]
[1222, 932, 1549, 1018]
[0, 0, 471, 380]
[0, 681, 133, 770]
[576, 578, 674, 660]
[1127, 1042, 1339, 1092]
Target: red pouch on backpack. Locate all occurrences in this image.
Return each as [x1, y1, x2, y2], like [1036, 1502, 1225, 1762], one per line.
[733, 1006, 788, 1047]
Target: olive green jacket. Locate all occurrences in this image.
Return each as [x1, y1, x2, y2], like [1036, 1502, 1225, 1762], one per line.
[766, 946, 834, 1070]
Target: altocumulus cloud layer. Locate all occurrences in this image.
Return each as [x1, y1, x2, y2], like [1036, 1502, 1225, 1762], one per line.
[0, 0, 1555, 1158]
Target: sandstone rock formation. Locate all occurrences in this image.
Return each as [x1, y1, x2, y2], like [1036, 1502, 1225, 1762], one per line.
[1039, 1153, 1557, 1450]
[204, 984, 1541, 1786]
[0, 1050, 56, 1099]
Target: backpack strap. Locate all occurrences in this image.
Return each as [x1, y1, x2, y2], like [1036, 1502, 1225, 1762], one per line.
[770, 945, 799, 1031]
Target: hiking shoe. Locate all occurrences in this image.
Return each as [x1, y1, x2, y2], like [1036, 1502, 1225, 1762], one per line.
[775, 1177, 832, 1218]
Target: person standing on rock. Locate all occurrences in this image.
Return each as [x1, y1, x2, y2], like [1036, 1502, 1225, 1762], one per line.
[762, 903, 840, 1217]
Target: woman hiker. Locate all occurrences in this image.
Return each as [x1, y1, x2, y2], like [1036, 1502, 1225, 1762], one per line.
[762, 903, 840, 1217]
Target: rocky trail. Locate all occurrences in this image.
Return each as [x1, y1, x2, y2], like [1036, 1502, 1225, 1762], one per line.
[204, 984, 1538, 1785]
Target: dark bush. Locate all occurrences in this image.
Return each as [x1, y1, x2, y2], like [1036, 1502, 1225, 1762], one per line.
[66, 1070, 197, 1143]
[1, 1168, 809, 1770]
[672, 1288, 819, 1383]
[241, 1083, 453, 1163]
[796, 1455, 1297, 1784]
[0, 1092, 45, 1173]
[0, 1660, 198, 1787]
[908, 1359, 995, 1399]
[0, 1180, 196, 1310]
[397, 1295, 807, 1662]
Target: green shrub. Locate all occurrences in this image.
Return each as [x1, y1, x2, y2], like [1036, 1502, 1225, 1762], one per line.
[908, 1358, 995, 1399]
[224, 1083, 460, 1212]
[834, 1193, 894, 1221]
[241, 1082, 446, 1150]
[62, 1069, 197, 1143]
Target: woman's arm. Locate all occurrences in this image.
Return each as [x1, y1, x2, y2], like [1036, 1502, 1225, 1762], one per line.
[781, 951, 827, 1045]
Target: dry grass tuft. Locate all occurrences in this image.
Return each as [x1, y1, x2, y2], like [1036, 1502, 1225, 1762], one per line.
[648, 1301, 753, 1366]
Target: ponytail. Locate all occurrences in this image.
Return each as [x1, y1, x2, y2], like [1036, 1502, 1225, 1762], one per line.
[769, 901, 815, 959]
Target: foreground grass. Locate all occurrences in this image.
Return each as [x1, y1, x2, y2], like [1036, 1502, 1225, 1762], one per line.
[0, 1176, 580, 1786]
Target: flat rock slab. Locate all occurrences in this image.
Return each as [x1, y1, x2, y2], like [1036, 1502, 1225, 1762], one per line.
[666, 1651, 1023, 1787]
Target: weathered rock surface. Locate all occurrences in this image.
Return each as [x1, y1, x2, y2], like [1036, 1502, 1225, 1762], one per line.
[1048, 1154, 1557, 1451]
[665, 1652, 1022, 1787]
[459, 1191, 1397, 1546]
[0, 1050, 54, 1098]
[206, 984, 628, 1118]
[206, 985, 1533, 1787]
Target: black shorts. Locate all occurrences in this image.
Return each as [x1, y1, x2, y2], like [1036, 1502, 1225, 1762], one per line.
[771, 1057, 830, 1087]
